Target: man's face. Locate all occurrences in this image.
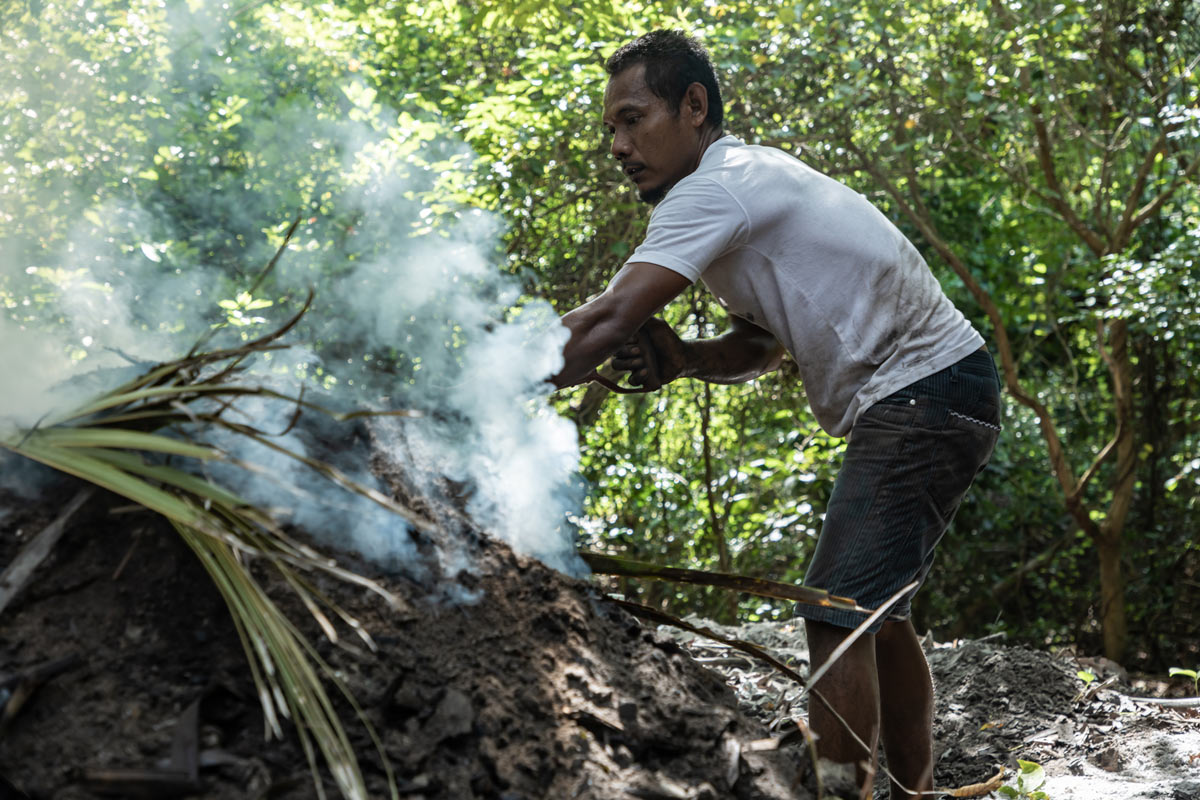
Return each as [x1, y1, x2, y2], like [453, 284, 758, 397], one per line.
[602, 64, 704, 205]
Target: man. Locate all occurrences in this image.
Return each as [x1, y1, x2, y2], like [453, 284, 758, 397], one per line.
[552, 29, 1001, 798]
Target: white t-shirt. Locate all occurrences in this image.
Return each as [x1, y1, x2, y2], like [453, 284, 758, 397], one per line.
[626, 135, 984, 437]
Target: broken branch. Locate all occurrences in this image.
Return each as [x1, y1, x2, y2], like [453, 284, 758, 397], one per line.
[581, 551, 863, 613]
[608, 596, 809, 686]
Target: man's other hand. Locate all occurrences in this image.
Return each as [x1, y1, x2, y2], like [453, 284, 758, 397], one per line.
[611, 317, 687, 390]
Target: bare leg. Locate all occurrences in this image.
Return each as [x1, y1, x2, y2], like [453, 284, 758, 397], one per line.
[876, 619, 934, 797]
[805, 619, 881, 795]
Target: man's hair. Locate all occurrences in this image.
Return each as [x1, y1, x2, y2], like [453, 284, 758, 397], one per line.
[605, 30, 724, 130]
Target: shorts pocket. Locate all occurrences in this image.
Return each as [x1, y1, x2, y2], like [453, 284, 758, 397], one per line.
[926, 411, 999, 521]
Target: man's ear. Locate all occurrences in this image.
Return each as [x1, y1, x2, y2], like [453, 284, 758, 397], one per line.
[684, 82, 708, 128]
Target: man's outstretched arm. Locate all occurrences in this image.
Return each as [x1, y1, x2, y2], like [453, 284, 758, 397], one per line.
[612, 313, 785, 388]
[551, 261, 692, 389]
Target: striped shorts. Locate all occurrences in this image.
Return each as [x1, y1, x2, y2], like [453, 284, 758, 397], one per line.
[797, 348, 1002, 632]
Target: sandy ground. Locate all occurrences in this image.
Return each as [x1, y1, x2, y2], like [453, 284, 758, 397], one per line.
[664, 618, 1200, 799]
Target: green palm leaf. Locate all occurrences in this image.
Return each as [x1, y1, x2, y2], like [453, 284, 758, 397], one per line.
[1, 301, 416, 800]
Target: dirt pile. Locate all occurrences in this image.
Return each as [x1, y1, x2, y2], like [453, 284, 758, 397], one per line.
[0, 478, 815, 800]
[4, 423, 1197, 800]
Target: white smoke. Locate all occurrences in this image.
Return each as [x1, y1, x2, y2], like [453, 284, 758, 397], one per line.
[0, 199, 229, 431]
[0, 1, 587, 577]
[0, 316, 77, 434]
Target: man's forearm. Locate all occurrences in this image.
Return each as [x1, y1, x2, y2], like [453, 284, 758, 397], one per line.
[551, 262, 694, 389]
[679, 329, 785, 384]
[551, 302, 630, 389]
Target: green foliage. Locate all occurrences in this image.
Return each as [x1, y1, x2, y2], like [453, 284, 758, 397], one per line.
[999, 759, 1050, 800]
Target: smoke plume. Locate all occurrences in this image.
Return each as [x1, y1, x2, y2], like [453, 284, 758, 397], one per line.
[0, 1, 586, 577]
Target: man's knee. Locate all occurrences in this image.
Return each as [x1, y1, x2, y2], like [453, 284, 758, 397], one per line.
[804, 618, 876, 671]
[874, 618, 915, 646]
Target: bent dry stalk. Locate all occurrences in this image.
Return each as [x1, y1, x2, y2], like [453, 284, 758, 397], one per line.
[580, 550, 865, 612]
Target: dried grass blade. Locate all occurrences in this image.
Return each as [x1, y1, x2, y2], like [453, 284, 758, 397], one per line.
[49, 384, 258, 425]
[216, 419, 434, 533]
[180, 525, 287, 739]
[62, 384, 417, 431]
[84, 448, 249, 510]
[173, 523, 369, 800]
[282, 570, 382, 651]
[84, 410, 192, 427]
[187, 289, 314, 363]
[114, 341, 288, 396]
[200, 501, 405, 613]
[245, 215, 301, 297]
[9, 440, 208, 527]
[30, 427, 220, 460]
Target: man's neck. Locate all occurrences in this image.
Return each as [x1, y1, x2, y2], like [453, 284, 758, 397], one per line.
[692, 127, 725, 172]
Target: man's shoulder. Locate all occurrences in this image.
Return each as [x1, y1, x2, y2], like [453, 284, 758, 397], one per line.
[694, 138, 811, 191]
[654, 138, 814, 226]
[678, 139, 815, 219]
[657, 164, 743, 210]
[708, 136, 804, 166]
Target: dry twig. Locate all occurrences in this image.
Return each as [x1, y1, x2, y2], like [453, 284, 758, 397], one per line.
[0, 487, 95, 615]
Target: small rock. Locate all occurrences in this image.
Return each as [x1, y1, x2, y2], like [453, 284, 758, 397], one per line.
[1088, 746, 1123, 772]
[424, 688, 474, 743]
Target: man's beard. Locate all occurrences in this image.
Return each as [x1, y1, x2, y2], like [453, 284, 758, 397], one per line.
[639, 182, 669, 205]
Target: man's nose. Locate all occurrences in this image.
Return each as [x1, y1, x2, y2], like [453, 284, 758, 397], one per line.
[610, 130, 630, 160]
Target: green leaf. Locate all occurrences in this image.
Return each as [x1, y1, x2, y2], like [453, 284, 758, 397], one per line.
[1016, 759, 1047, 791]
[30, 427, 220, 460]
[86, 448, 250, 510]
[10, 439, 209, 528]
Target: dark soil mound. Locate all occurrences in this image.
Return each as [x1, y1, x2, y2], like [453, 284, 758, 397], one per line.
[0, 478, 814, 800]
[925, 637, 1080, 786]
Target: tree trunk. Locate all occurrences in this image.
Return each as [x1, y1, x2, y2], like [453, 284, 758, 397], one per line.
[1097, 529, 1127, 661]
[699, 382, 735, 623]
[1097, 318, 1136, 661]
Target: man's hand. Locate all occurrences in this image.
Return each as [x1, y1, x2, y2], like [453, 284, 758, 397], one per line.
[610, 313, 785, 389]
[549, 260, 782, 390]
[611, 317, 687, 391]
[551, 262, 691, 389]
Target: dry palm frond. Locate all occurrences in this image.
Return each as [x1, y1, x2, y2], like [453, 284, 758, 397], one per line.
[1, 291, 423, 800]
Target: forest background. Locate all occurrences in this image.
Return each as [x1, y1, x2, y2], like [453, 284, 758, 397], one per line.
[1, 0, 1197, 672]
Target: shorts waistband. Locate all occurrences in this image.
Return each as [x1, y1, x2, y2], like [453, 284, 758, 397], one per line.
[953, 347, 998, 379]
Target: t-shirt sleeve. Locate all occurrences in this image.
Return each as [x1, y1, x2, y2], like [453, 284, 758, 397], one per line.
[625, 177, 750, 282]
